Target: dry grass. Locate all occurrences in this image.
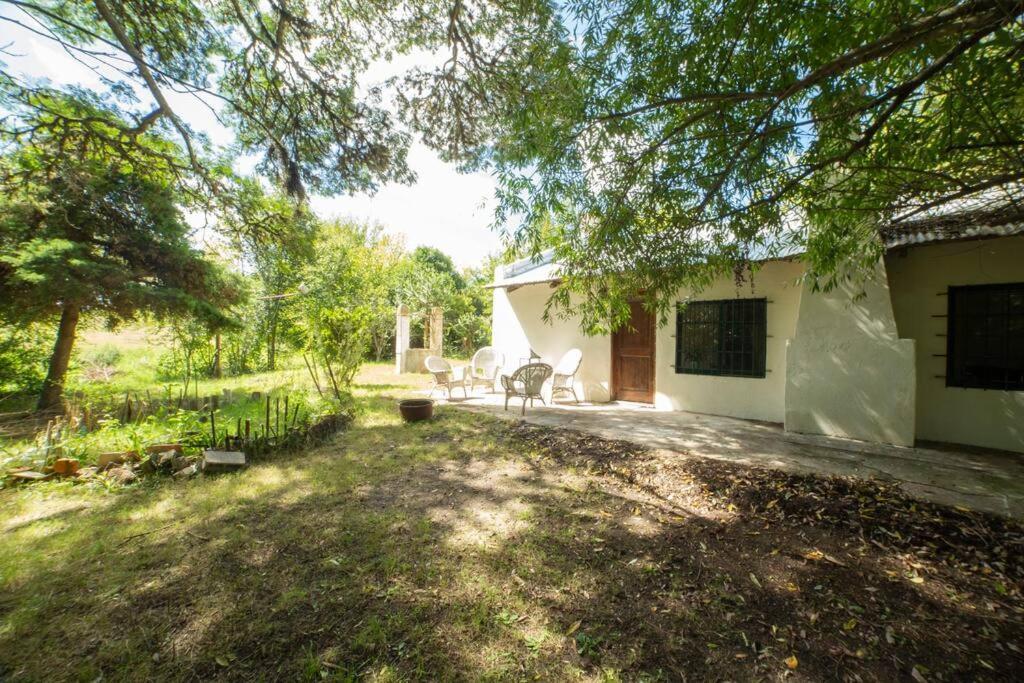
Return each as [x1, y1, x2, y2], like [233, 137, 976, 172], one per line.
[0, 366, 1021, 681]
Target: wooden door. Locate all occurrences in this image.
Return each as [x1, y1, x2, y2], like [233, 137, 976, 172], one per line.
[612, 301, 655, 403]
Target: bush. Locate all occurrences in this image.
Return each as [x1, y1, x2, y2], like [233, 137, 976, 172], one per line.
[81, 343, 122, 368]
[0, 323, 52, 394]
[155, 320, 215, 384]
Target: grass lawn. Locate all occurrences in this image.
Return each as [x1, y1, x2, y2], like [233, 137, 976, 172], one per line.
[1, 365, 1022, 681]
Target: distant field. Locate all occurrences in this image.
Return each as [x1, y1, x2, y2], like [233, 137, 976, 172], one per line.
[79, 325, 158, 351]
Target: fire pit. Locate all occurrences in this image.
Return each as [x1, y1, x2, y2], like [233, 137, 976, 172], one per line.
[398, 399, 434, 422]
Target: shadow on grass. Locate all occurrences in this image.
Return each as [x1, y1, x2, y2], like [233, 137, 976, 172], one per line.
[1, 405, 1021, 681]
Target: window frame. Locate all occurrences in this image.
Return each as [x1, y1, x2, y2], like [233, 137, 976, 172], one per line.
[946, 282, 1024, 391]
[674, 298, 767, 379]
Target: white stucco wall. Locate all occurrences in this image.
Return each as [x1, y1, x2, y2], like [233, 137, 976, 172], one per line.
[491, 281, 612, 401]
[886, 235, 1024, 453]
[492, 260, 804, 416]
[653, 260, 805, 423]
[785, 259, 916, 447]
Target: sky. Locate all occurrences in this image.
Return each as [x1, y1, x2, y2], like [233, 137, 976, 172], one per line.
[0, 9, 503, 269]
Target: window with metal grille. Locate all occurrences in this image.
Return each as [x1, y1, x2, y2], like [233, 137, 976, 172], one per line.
[675, 298, 766, 378]
[947, 283, 1024, 390]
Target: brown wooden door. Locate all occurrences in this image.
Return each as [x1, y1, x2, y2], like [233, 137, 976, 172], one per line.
[612, 301, 655, 403]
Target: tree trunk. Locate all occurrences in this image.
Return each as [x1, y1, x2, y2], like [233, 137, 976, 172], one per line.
[37, 304, 80, 411]
[268, 306, 278, 371]
[213, 334, 222, 378]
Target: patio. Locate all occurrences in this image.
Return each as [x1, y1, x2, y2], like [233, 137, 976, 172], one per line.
[437, 390, 1024, 519]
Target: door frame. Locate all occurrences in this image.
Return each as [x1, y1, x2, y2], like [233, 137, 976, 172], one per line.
[610, 301, 656, 403]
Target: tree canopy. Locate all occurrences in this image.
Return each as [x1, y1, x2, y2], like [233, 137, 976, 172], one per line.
[0, 135, 241, 407]
[2, 0, 1021, 333]
[389, 0, 1024, 329]
[0, 0, 413, 204]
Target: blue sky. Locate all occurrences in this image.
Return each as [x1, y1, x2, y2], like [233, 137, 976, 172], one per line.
[0, 10, 503, 269]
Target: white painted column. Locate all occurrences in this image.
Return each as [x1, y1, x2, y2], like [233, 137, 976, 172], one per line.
[395, 304, 410, 374]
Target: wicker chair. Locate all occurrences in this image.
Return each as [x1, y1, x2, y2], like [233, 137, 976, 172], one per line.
[550, 348, 583, 403]
[469, 346, 504, 393]
[425, 356, 467, 398]
[501, 363, 553, 415]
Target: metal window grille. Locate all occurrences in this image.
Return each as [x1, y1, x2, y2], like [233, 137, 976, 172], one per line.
[947, 283, 1024, 390]
[675, 299, 766, 378]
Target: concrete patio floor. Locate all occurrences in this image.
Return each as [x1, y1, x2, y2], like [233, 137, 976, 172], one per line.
[435, 391, 1024, 519]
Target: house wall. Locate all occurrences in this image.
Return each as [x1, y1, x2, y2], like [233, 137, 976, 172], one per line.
[491, 282, 612, 401]
[784, 259, 916, 447]
[653, 259, 805, 423]
[886, 235, 1024, 453]
[492, 260, 804, 416]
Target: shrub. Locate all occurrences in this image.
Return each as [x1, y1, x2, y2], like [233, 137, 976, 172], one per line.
[82, 343, 122, 368]
[0, 323, 52, 394]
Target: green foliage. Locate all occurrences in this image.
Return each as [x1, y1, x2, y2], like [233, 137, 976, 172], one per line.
[445, 261, 496, 356]
[221, 312, 266, 377]
[412, 246, 465, 290]
[393, 250, 495, 356]
[156, 318, 216, 388]
[0, 323, 51, 394]
[0, 112, 245, 407]
[298, 221, 378, 399]
[306, 306, 372, 399]
[81, 344, 122, 369]
[0, 136, 242, 330]
[0, 0, 413, 202]
[391, 0, 1024, 330]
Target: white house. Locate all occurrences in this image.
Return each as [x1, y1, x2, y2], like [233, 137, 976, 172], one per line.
[489, 210, 1024, 453]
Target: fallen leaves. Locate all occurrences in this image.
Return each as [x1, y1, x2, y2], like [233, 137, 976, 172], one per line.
[802, 548, 847, 567]
[503, 420, 1024, 680]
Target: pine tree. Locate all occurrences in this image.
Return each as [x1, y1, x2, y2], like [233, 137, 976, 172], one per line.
[0, 139, 240, 410]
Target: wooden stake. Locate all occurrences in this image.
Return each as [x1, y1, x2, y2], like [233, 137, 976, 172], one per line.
[209, 408, 216, 448]
[303, 354, 323, 397]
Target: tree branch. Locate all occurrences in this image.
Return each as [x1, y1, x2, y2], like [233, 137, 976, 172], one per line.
[90, 0, 212, 188]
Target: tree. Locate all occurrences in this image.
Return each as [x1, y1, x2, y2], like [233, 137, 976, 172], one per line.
[224, 180, 317, 370]
[0, 0, 413, 204]
[403, 247, 496, 354]
[392, 0, 1024, 330]
[0, 140, 241, 409]
[354, 229, 405, 362]
[411, 245, 465, 290]
[298, 221, 375, 399]
[450, 258, 497, 354]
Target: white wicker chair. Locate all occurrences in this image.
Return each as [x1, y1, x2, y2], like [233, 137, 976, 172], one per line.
[501, 363, 553, 415]
[551, 348, 583, 403]
[468, 346, 504, 393]
[425, 356, 467, 398]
